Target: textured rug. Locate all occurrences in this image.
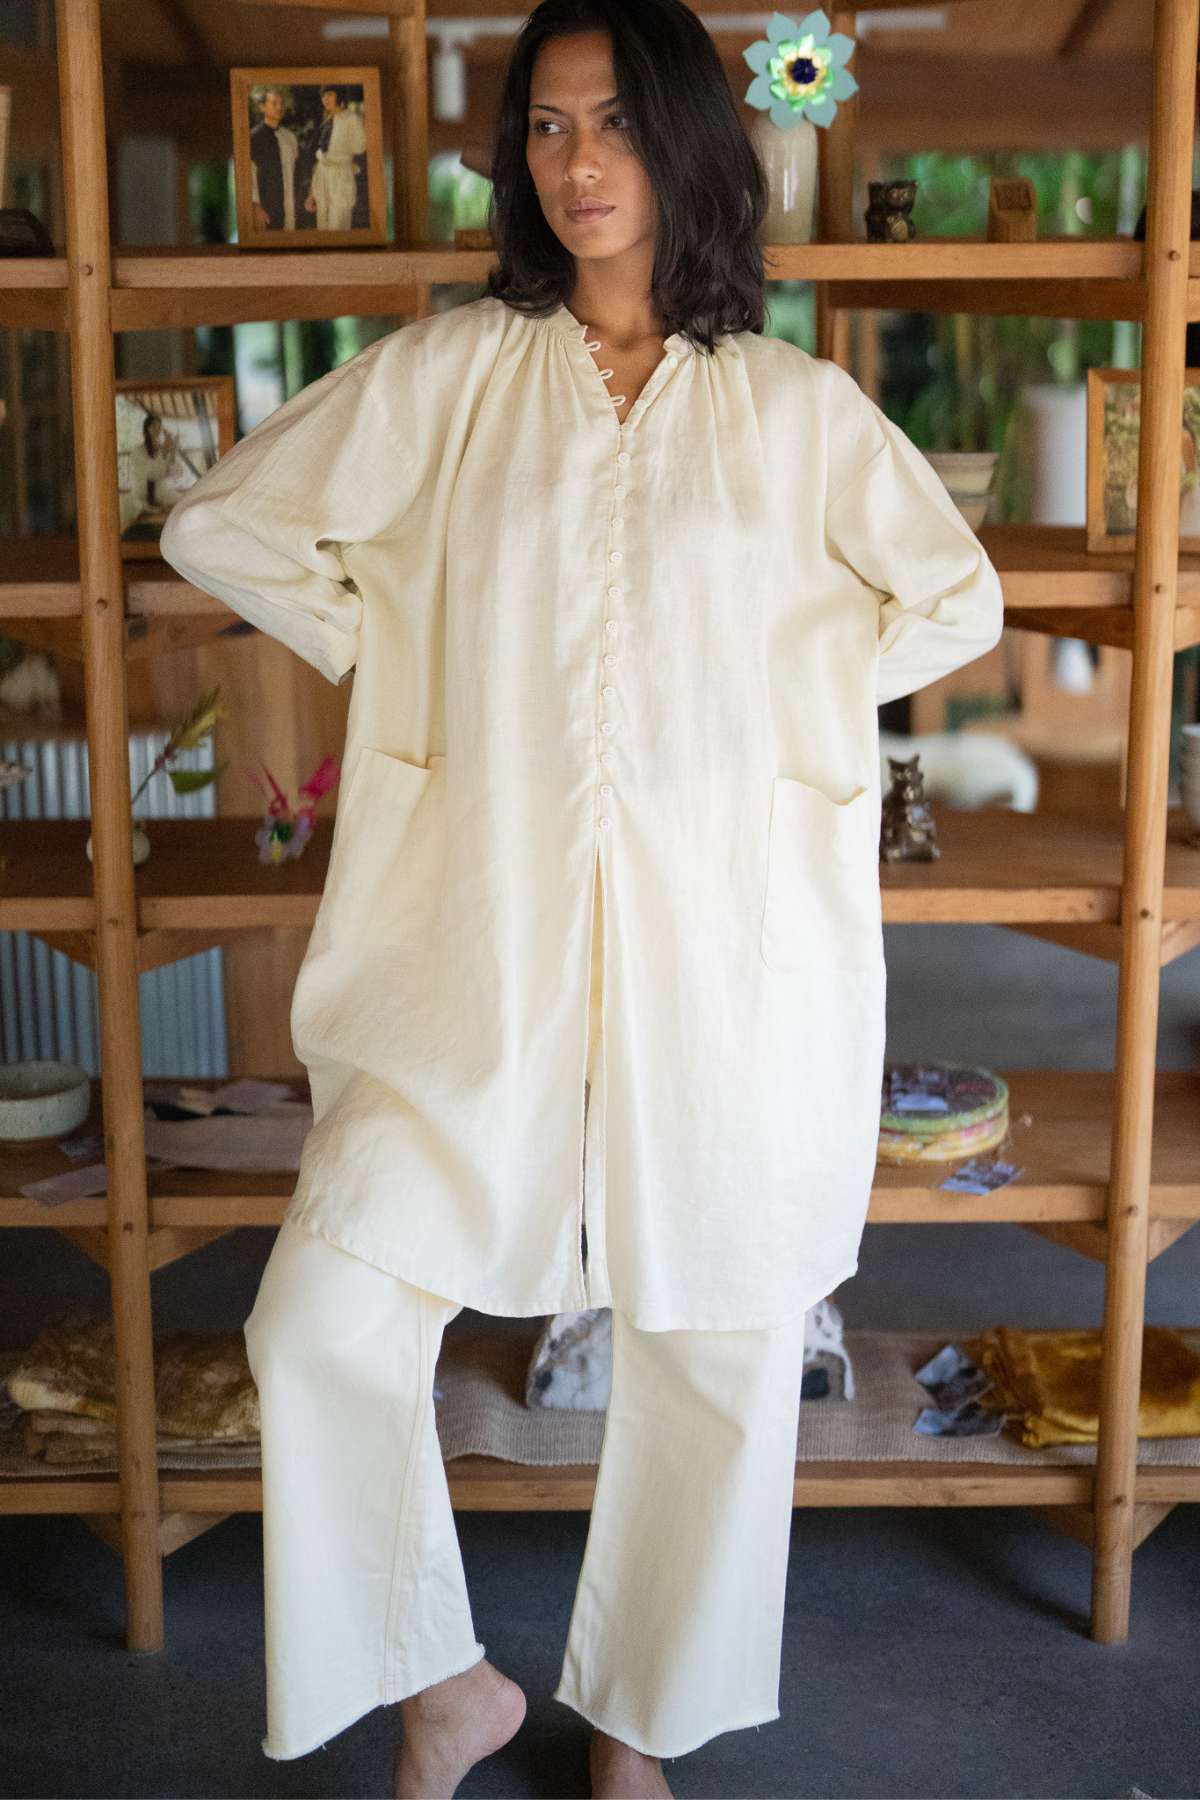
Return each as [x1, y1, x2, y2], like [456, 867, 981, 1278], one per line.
[3, 1325, 1199, 1478]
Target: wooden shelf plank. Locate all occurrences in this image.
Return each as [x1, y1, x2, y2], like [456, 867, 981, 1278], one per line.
[0, 239, 1168, 334]
[882, 804, 1200, 924]
[1, 1459, 1194, 1516]
[873, 1070, 1200, 1223]
[2, 808, 1199, 936]
[7, 530, 1200, 655]
[982, 523, 1200, 609]
[825, 278, 1148, 323]
[109, 238, 1143, 288]
[0, 236, 1164, 294]
[3, 1071, 1197, 1231]
[0, 818, 330, 931]
[0, 257, 68, 288]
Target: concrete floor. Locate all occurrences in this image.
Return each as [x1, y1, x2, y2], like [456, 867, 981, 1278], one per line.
[1, 921, 1198, 1799]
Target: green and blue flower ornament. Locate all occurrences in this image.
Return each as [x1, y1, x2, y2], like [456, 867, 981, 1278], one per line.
[743, 9, 858, 130]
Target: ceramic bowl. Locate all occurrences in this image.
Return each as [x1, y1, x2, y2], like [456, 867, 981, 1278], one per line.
[946, 492, 991, 530]
[0, 1059, 91, 1142]
[924, 450, 999, 498]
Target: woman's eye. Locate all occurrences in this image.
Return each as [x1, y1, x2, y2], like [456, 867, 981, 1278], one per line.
[530, 115, 629, 134]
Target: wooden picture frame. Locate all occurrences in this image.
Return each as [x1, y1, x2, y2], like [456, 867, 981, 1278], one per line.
[230, 66, 386, 248]
[1086, 364, 1200, 553]
[115, 376, 235, 560]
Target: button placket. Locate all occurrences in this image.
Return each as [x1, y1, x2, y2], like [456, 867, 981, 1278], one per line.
[596, 426, 630, 834]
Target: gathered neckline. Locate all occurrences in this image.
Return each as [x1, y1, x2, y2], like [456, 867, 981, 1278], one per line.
[526, 298, 698, 358]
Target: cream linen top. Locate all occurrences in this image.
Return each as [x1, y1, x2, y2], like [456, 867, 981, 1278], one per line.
[159, 293, 1004, 1330]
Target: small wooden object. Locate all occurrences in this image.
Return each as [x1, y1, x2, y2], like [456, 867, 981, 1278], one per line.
[987, 176, 1037, 242]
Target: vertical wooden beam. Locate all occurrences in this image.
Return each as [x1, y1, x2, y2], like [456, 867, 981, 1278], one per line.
[389, 1, 430, 321]
[816, 7, 858, 368]
[55, 0, 163, 1651]
[1091, 0, 1198, 1643]
[389, 2, 431, 281]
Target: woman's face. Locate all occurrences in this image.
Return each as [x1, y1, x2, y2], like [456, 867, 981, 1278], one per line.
[526, 30, 656, 267]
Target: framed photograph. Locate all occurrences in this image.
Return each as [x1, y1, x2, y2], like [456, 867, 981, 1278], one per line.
[1086, 365, 1200, 553]
[115, 377, 235, 559]
[230, 67, 386, 248]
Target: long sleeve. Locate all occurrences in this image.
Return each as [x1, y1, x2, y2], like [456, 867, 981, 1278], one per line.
[159, 345, 417, 686]
[823, 370, 1005, 709]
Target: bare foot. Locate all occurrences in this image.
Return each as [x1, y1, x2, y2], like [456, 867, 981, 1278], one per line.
[392, 1656, 526, 1799]
[589, 1726, 675, 1798]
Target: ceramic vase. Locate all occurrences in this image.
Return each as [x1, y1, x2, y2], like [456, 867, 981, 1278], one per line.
[751, 111, 818, 245]
[86, 823, 151, 866]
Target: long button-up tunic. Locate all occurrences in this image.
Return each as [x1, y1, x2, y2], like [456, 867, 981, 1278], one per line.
[160, 294, 1004, 1330]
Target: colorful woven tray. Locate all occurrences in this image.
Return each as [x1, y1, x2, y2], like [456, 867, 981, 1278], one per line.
[878, 1062, 1009, 1165]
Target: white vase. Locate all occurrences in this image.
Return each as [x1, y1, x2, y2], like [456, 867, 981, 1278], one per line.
[751, 111, 818, 244]
[86, 823, 151, 866]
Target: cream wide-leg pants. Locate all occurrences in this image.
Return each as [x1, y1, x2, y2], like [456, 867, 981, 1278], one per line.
[242, 879, 809, 1764]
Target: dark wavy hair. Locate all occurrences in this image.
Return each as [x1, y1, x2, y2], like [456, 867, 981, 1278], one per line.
[484, 0, 769, 354]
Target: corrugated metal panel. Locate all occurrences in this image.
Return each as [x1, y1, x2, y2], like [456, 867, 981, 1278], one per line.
[0, 729, 229, 1077]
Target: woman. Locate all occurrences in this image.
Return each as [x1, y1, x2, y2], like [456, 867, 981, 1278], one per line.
[160, 2, 1003, 1795]
[304, 84, 367, 231]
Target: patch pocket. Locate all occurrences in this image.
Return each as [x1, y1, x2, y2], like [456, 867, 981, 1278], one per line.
[759, 774, 882, 973]
[319, 747, 446, 945]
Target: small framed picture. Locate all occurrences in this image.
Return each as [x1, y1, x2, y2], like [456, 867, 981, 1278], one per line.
[115, 377, 235, 559]
[1086, 365, 1200, 553]
[230, 67, 386, 248]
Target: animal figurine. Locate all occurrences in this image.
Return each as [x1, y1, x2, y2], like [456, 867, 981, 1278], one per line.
[879, 728, 1038, 812]
[0, 642, 62, 722]
[524, 1296, 855, 1409]
[880, 752, 940, 862]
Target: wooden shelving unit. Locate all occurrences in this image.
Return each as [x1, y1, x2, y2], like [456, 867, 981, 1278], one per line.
[1, 0, 1197, 1655]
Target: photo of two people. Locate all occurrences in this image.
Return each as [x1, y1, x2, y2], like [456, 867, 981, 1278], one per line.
[231, 66, 385, 247]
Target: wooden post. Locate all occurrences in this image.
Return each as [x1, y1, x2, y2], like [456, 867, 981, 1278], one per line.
[389, 3, 427, 247]
[55, 0, 164, 1651]
[390, 0, 430, 321]
[1091, 0, 1199, 1643]
[816, 6, 858, 369]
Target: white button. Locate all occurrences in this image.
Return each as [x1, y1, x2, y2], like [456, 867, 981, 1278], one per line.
[603, 653, 617, 665]
[600, 721, 615, 734]
[602, 685, 615, 697]
[617, 451, 630, 464]
[600, 750, 615, 766]
[598, 816, 613, 829]
[600, 783, 614, 796]
[611, 517, 623, 531]
[605, 620, 619, 633]
[607, 585, 622, 599]
[667, 354, 679, 367]
[609, 550, 623, 564]
[614, 485, 626, 498]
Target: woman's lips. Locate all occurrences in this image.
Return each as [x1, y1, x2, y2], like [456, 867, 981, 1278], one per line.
[566, 203, 614, 221]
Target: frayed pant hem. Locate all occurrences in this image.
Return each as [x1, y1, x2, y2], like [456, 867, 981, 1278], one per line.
[551, 1686, 782, 1759]
[259, 1642, 487, 1762]
[383, 1639, 488, 1708]
[260, 1693, 388, 1763]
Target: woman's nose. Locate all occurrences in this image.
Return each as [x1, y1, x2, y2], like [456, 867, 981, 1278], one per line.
[563, 136, 606, 179]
